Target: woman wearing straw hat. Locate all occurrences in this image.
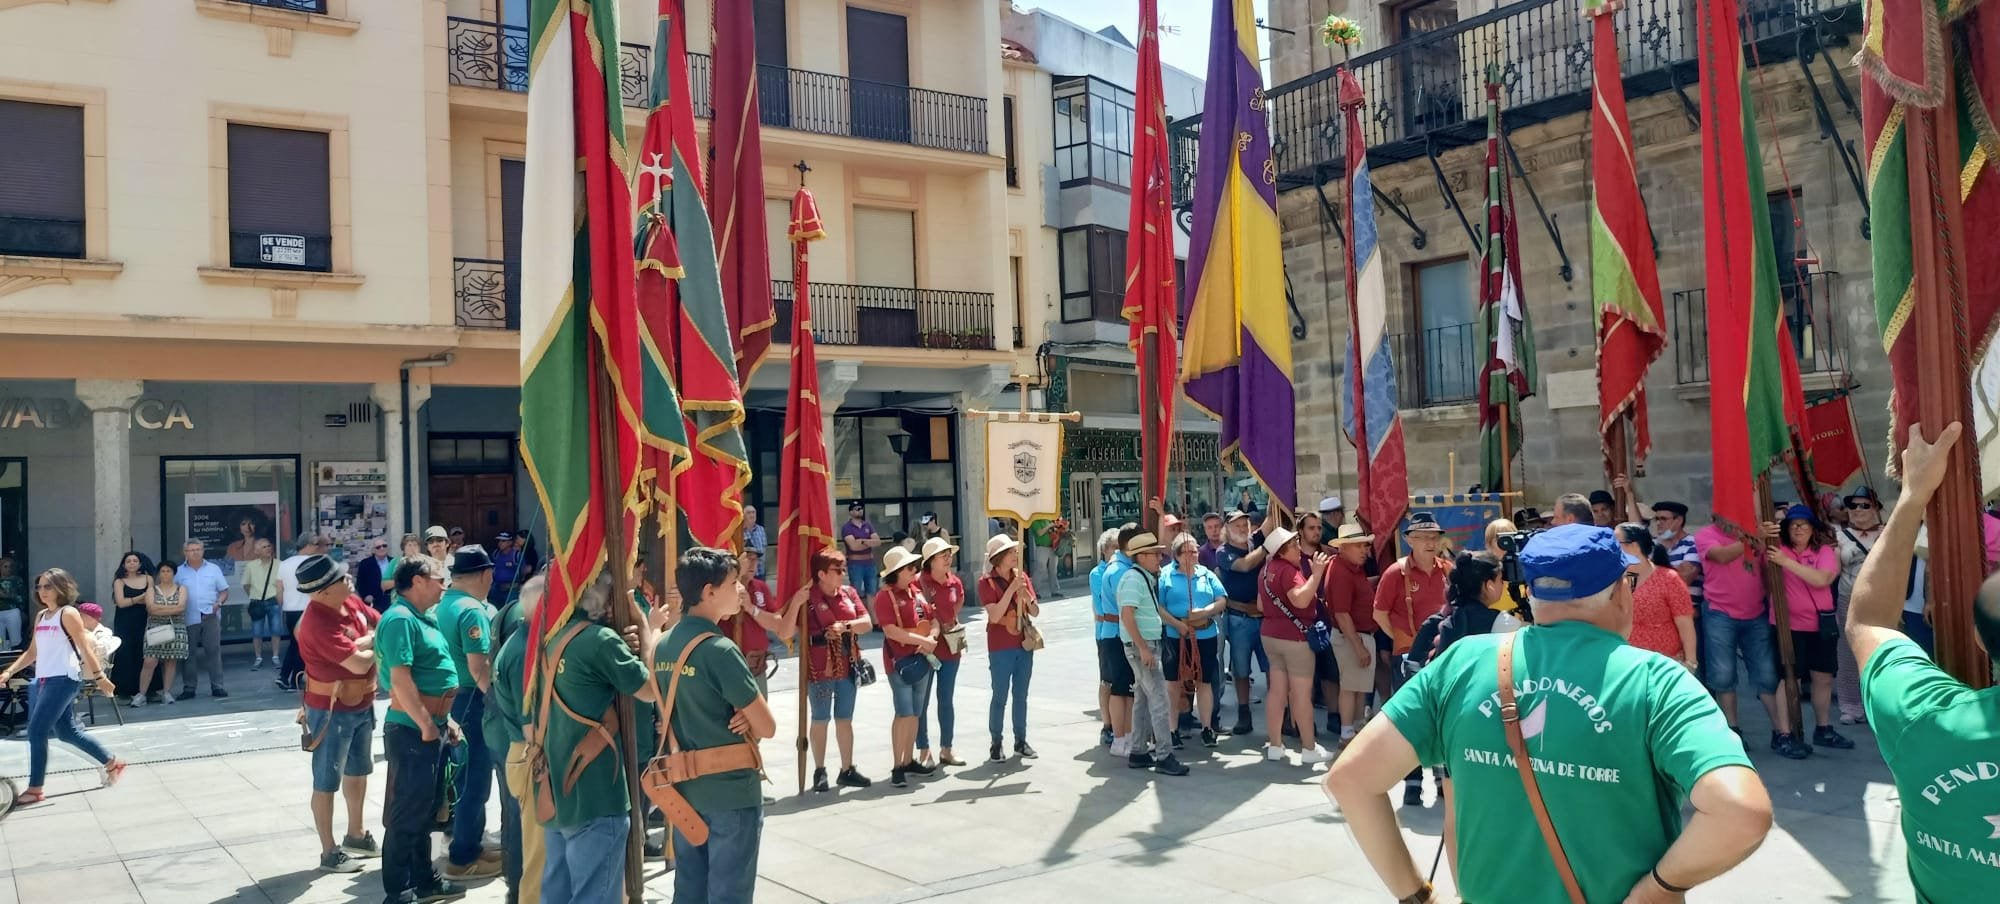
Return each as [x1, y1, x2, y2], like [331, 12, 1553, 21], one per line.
[1258, 528, 1334, 766]
[874, 546, 940, 788]
[915, 536, 966, 769]
[979, 533, 1042, 762]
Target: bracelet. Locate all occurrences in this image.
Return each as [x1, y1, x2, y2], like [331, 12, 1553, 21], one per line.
[1652, 866, 1691, 894]
[1395, 883, 1434, 904]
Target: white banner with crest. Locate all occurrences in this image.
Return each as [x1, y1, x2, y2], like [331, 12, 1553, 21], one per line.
[985, 418, 1065, 524]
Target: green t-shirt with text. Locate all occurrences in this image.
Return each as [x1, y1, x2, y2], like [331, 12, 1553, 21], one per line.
[483, 601, 528, 761]
[1861, 635, 2000, 902]
[439, 588, 495, 690]
[533, 614, 651, 828]
[374, 599, 459, 731]
[654, 615, 765, 815]
[1383, 620, 1752, 902]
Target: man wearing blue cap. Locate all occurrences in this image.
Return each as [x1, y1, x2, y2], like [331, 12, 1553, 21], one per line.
[1327, 524, 1773, 904]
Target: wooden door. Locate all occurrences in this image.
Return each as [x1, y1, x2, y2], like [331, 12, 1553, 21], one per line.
[428, 473, 515, 551]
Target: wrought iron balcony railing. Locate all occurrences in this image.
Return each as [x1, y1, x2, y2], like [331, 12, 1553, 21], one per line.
[1168, 0, 1862, 206]
[1387, 322, 1480, 409]
[229, 0, 328, 12]
[445, 17, 987, 154]
[453, 257, 995, 350]
[1671, 269, 1848, 385]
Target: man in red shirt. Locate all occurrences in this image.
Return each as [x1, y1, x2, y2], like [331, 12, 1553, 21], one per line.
[292, 554, 383, 874]
[1322, 523, 1377, 745]
[1372, 512, 1450, 807]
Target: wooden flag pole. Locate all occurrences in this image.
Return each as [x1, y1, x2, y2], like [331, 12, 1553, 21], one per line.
[1608, 415, 1634, 518]
[1755, 473, 1805, 740]
[591, 367, 646, 904]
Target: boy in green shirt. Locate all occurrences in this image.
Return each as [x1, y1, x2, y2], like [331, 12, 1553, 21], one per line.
[655, 547, 775, 904]
[1844, 422, 2000, 903]
[375, 555, 464, 904]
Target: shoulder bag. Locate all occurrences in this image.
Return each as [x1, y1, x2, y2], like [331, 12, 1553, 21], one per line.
[934, 577, 969, 654]
[1497, 633, 1586, 904]
[889, 587, 938, 686]
[1264, 565, 1332, 652]
[526, 621, 621, 823]
[248, 562, 277, 621]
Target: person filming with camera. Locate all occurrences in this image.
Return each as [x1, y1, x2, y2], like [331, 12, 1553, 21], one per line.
[1846, 422, 2000, 903]
[1326, 523, 1773, 904]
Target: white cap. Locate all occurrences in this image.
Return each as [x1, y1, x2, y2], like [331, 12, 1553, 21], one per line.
[1318, 496, 1344, 512]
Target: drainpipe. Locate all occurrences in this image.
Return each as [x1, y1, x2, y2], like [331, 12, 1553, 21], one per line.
[398, 352, 455, 531]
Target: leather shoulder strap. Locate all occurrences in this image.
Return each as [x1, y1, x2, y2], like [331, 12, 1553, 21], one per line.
[1497, 633, 1586, 904]
[653, 630, 719, 758]
[531, 621, 592, 741]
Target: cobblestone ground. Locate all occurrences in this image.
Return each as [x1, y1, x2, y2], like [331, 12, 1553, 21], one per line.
[0, 595, 1914, 903]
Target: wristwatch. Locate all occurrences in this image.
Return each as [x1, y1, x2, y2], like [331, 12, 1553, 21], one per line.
[1396, 883, 1435, 904]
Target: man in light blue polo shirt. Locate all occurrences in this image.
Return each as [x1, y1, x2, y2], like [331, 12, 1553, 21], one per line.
[178, 539, 230, 699]
[1116, 530, 1188, 777]
[1091, 525, 1135, 754]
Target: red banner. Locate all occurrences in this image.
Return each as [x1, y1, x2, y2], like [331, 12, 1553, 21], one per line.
[1803, 395, 1866, 495]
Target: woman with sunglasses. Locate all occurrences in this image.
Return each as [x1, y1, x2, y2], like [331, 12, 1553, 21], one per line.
[1831, 488, 1894, 723]
[1770, 504, 1853, 753]
[0, 568, 129, 806]
[1617, 524, 1698, 670]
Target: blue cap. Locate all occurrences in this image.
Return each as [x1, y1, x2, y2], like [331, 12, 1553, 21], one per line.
[1782, 503, 1819, 525]
[1520, 524, 1638, 602]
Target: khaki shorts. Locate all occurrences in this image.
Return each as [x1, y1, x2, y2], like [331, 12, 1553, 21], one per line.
[1264, 637, 1317, 678]
[1331, 632, 1377, 693]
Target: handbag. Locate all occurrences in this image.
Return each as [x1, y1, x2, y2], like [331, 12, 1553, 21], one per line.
[1266, 568, 1333, 652]
[145, 623, 176, 645]
[847, 634, 877, 687]
[941, 624, 968, 655]
[889, 587, 938, 685]
[1497, 633, 1587, 904]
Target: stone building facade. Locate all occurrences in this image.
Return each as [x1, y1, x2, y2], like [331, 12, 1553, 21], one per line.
[1200, 0, 1885, 523]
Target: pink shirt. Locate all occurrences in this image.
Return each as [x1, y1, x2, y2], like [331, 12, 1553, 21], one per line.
[1695, 524, 1765, 621]
[1773, 545, 1837, 631]
[1985, 513, 2000, 570]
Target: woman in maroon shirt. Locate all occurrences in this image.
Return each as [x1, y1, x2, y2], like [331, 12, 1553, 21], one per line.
[796, 549, 874, 793]
[874, 547, 939, 788]
[1258, 528, 1333, 766]
[980, 534, 1041, 763]
[916, 537, 966, 768]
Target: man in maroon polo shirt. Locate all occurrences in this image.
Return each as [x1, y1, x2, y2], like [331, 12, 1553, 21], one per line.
[293, 554, 383, 874]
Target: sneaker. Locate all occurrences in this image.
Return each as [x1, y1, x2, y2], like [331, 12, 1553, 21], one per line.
[891, 766, 907, 788]
[1837, 712, 1863, 726]
[1014, 741, 1037, 759]
[1301, 745, 1334, 766]
[1773, 733, 1813, 760]
[1231, 706, 1253, 737]
[939, 751, 966, 766]
[1153, 754, 1190, 777]
[161, 693, 175, 706]
[251, 657, 263, 670]
[1127, 752, 1157, 769]
[905, 760, 936, 777]
[129, 696, 146, 708]
[146, 691, 164, 704]
[175, 690, 195, 702]
[1402, 782, 1424, 807]
[1100, 725, 1114, 747]
[990, 741, 1005, 762]
[340, 833, 380, 858]
[1813, 726, 1856, 750]
[812, 768, 830, 793]
[442, 859, 500, 881]
[1109, 737, 1130, 758]
[1200, 728, 1219, 748]
[1170, 730, 1185, 750]
[416, 881, 467, 903]
[1264, 745, 1287, 763]
[836, 767, 872, 789]
[317, 849, 362, 874]
[211, 689, 229, 698]
[275, 678, 293, 692]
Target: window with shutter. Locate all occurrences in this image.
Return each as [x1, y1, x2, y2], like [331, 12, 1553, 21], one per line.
[226, 124, 332, 272]
[0, 99, 86, 259]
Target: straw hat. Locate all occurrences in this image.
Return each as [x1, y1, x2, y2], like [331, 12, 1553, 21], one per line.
[879, 545, 923, 580]
[1122, 531, 1167, 556]
[1261, 527, 1298, 557]
[984, 534, 1021, 562]
[920, 536, 959, 566]
[1329, 523, 1374, 545]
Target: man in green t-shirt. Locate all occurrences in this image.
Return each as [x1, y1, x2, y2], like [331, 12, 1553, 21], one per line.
[531, 571, 659, 904]
[1845, 422, 2000, 903]
[487, 575, 539, 904]
[438, 547, 501, 880]
[654, 547, 775, 903]
[375, 555, 464, 904]
[1327, 523, 1774, 904]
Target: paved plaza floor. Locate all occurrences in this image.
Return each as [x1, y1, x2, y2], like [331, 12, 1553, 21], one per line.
[0, 595, 1917, 902]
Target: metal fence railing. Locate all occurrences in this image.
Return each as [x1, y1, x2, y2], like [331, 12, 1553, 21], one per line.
[1671, 270, 1848, 384]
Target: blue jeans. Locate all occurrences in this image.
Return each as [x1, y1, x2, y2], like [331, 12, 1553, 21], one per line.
[918, 657, 959, 750]
[848, 564, 879, 598]
[1902, 611, 1936, 655]
[808, 677, 857, 722]
[671, 805, 763, 904]
[1224, 611, 1268, 678]
[888, 661, 933, 718]
[27, 676, 113, 787]
[1702, 612, 1779, 695]
[494, 757, 522, 904]
[449, 690, 493, 866]
[248, 602, 284, 639]
[542, 813, 629, 904]
[988, 648, 1033, 743]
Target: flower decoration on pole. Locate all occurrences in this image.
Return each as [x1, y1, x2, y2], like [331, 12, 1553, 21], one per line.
[1321, 15, 1363, 59]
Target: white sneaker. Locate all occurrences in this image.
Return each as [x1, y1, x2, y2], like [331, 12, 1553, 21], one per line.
[251, 657, 263, 670]
[1110, 736, 1130, 758]
[1264, 745, 1288, 763]
[129, 696, 146, 708]
[1301, 745, 1333, 766]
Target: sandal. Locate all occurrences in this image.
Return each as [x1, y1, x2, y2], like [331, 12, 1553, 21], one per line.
[14, 788, 44, 807]
[103, 758, 128, 787]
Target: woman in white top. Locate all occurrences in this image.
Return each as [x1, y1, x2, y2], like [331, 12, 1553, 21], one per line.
[0, 568, 127, 806]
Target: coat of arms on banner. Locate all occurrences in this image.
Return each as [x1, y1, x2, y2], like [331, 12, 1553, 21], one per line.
[1013, 448, 1037, 485]
[985, 419, 1064, 523]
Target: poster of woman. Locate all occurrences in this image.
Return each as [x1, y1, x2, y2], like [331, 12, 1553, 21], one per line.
[185, 492, 282, 577]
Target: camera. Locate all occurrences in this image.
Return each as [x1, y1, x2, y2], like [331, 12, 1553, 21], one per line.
[1494, 529, 1543, 624]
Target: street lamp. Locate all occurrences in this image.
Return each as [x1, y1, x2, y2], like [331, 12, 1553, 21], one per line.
[886, 425, 912, 459]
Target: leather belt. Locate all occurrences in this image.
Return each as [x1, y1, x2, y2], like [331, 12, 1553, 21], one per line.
[1094, 614, 1120, 623]
[389, 689, 457, 720]
[1226, 601, 1263, 618]
[304, 676, 375, 708]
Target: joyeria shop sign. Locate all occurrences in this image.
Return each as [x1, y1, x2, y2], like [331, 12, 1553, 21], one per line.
[0, 397, 194, 430]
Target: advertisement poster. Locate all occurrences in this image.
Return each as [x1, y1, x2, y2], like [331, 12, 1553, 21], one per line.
[318, 491, 389, 564]
[185, 491, 282, 578]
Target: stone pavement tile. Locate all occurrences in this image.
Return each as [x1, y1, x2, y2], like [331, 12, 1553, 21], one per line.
[754, 833, 923, 902]
[837, 837, 1015, 886]
[12, 863, 142, 904]
[123, 846, 268, 904]
[197, 807, 314, 845]
[0, 875, 17, 904]
[104, 817, 212, 859]
[3, 813, 112, 873]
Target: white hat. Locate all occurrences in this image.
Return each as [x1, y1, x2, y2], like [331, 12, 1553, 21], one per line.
[879, 546, 923, 580]
[1319, 496, 1344, 512]
[1262, 527, 1299, 557]
[984, 534, 1022, 562]
[920, 536, 959, 565]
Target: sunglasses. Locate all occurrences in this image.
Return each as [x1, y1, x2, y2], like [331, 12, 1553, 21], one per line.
[1846, 502, 1876, 511]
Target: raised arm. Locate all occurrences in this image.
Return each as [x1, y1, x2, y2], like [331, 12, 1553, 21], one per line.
[1848, 423, 1960, 669]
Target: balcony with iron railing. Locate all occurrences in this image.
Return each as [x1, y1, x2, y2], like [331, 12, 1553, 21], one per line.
[454, 257, 995, 350]
[1167, 0, 1862, 206]
[444, 17, 988, 154]
[1671, 269, 1849, 385]
[1387, 322, 1480, 409]
[227, 0, 328, 11]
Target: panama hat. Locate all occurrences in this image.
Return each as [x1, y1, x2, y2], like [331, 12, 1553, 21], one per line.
[984, 534, 1022, 562]
[1121, 532, 1167, 556]
[879, 545, 923, 580]
[1329, 523, 1374, 545]
[921, 536, 959, 566]
[1261, 527, 1299, 557]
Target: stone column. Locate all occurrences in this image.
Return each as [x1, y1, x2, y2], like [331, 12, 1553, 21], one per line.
[75, 379, 144, 602]
[372, 378, 433, 542]
[819, 360, 861, 510]
[956, 364, 1013, 562]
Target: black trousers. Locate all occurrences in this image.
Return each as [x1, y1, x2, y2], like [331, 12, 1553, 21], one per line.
[280, 610, 306, 686]
[383, 721, 443, 901]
